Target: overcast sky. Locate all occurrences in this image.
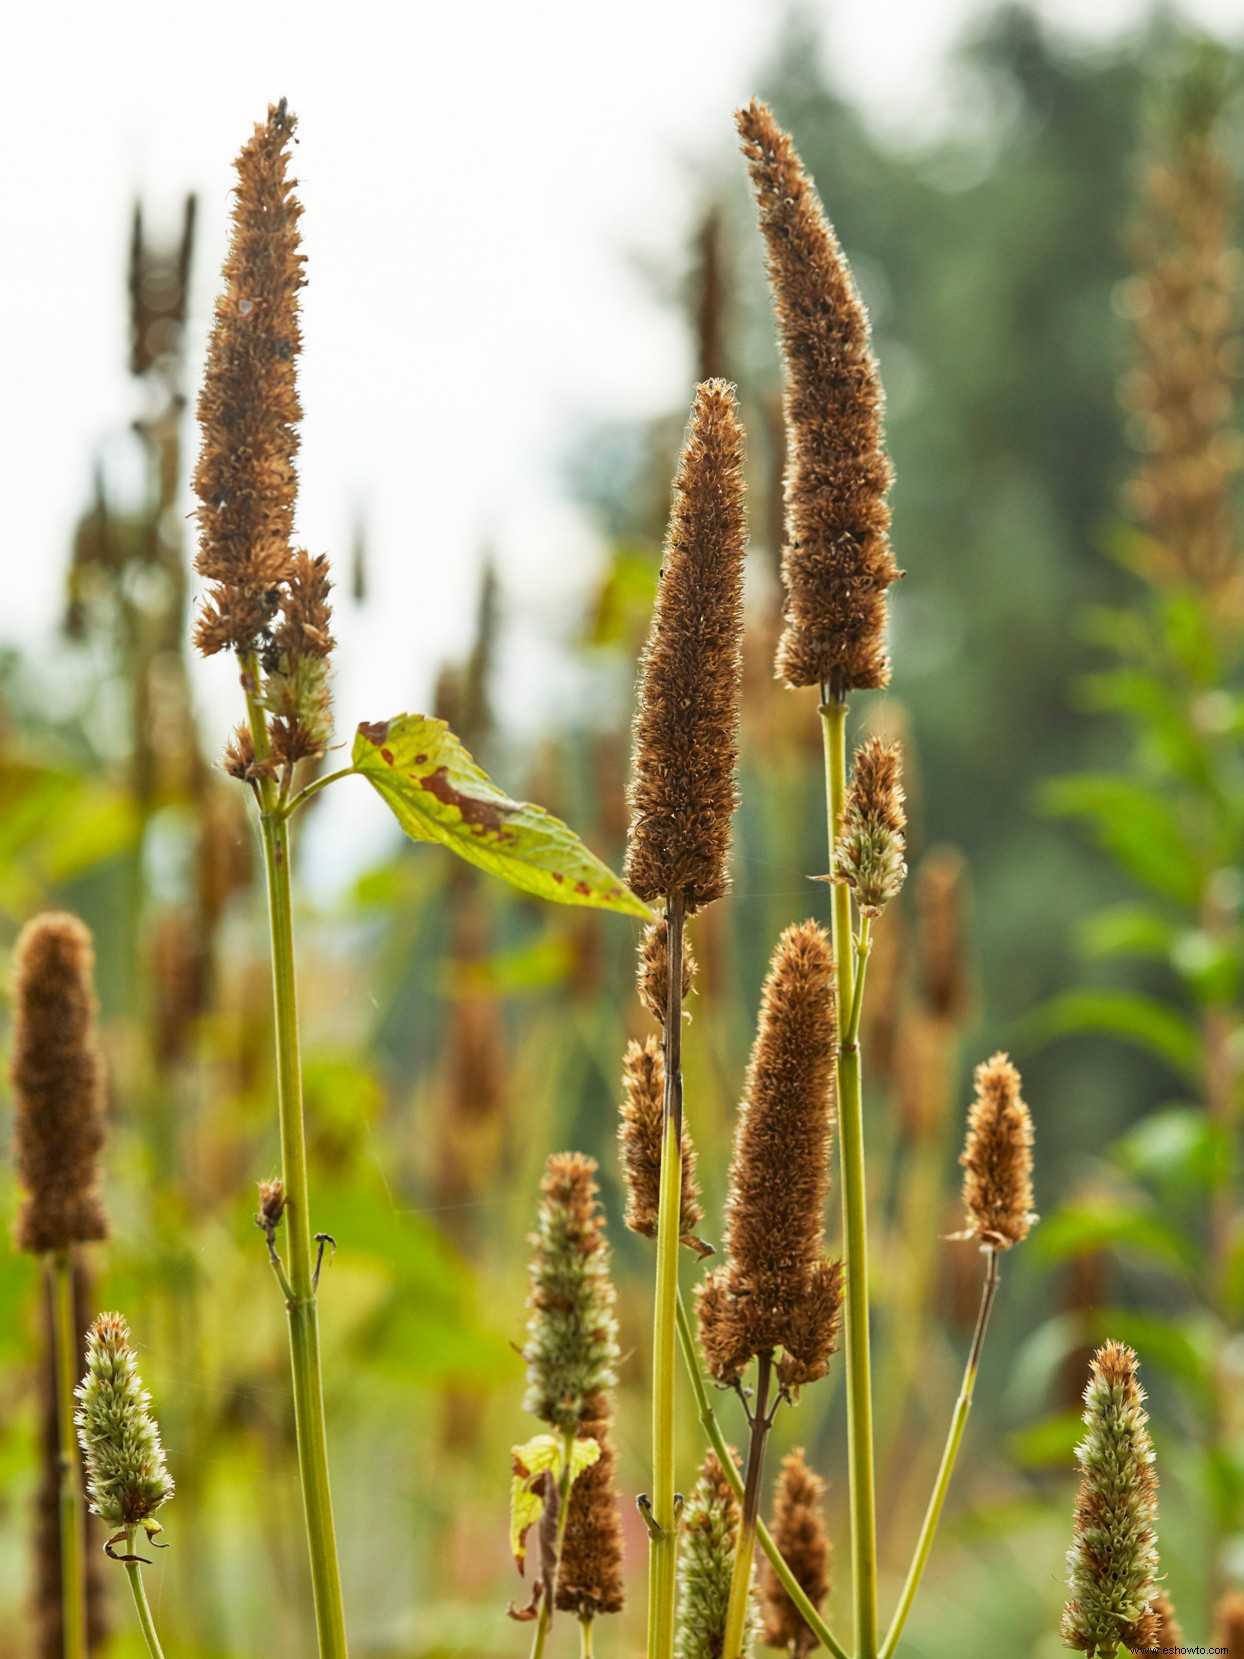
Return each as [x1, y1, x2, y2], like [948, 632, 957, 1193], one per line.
[5, 0, 1241, 873]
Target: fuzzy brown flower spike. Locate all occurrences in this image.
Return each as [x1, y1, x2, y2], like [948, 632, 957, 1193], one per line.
[193, 99, 304, 658]
[637, 919, 698, 1024]
[960, 1053, 1036, 1250]
[11, 914, 109, 1255]
[264, 549, 336, 764]
[833, 739, 906, 917]
[1213, 1590, 1244, 1653]
[618, 1036, 703, 1248]
[698, 922, 842, 1389]
[555, 1389, 625, 1621]
[761, 1451, 830, 1658]
[736, 99, 899, 694]
[625, 379, 746, 910]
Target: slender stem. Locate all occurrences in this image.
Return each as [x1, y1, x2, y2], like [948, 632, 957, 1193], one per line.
[243, 656, 349, 1659]
[529, 1429, 579, 1659]
[721, 1352, 773, 1659]
[880, 1248, 1001, 1659]
[821, 696, 878, 1659]
[845, 914, 871, 1048]
[675, 1294, 851, 1659]
[579, 1616, 594, 1659]
[649, 892, 687, 1659]
[123, 1528, 166, 1659]
[284, 765, 357, 820]
[49, 1252, 86, 1659]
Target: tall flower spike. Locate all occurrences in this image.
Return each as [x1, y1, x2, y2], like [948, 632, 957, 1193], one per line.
[833, 738, 906, 918]
[736, 99, 899, 694]
[11, 913, 109, 1255]
[193, 99, 304, 658]
[697, 921, 842, 1390]
[75, 1313, 174, 1537]
[916, 846, 969, 1023]
[1060, 1341, 1161, 1655]
[760, 1450, 830, 1659]
[960, 1053, 1037, 1249]
[555, 1390, 625, 1621]
[675, 1451, 757, 1659]
[523, 1154, 620, 1435]
[624, 379, 747, 910]
[618, 1037, 703, 1247]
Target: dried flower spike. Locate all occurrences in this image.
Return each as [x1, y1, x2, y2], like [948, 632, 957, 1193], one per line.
[960, 1053, 1036, 1249]
[698, 921, 842, 1389]
[11, 913, 109, 1255]
[761, 1450, 830, 1659]
[637, 918, 698, 1024]
[555, 1390, 625, 1620]
[916, 846, 969, 1023]
[736, 99, 899, 694]
[264, 549, 336, 764]
[625, 380, 747, 910]
[1060, 1341, 1161, 1656]
[675, 1451, 757, 1659]
[193, 99, 304, 658]
[524, 1154, 620, 1435]
[833, 739, 906, 918]
[75, 1313, 174, 1537]
[618, 1037, 704, 1247]
[1213, 1590, 1244, 1653]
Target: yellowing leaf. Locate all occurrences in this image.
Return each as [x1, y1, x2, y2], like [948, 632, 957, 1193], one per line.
[567, 1436, 601, 1483]
[508, 1433, 601, 1573]
[352, 715, 650, 918]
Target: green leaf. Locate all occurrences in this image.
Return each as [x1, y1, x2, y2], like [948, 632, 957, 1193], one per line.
[1039, 773, 1202, 904]
[1076, 903, 1175, 962]
[1113, 1106, 1235, 1193]
[1033, 1201, 1198, 1277]
[1010, 1410, 1083, 1469]
[1084, 1307, 1216, 1407]
[1020, 988, 1201, 1081]
[352, 714, 650, 919]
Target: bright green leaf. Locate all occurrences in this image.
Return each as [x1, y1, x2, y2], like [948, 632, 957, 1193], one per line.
[1113, 1107, 1234, 1193]
[1076, 904, 1175, 962]
[352, 715, 650, 919]
[508, 1433, 600, 1571]
[1039, 774, 1202, 904]
[1020, 988, 1201, 1081]
[1033, 1201, 1198, 1277]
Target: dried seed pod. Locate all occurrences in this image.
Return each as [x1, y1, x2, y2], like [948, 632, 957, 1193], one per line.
[760, 1450, 830, 1658]
[11, 914, 109, 1255]
[698, 922, 842, 1388]
[523, 1154, 620, 1435]
[75, 1313, 174, 1533]
[625, 380, 747, 910]
[637, 919, 697, 1023]
[959, 1054, 1036, 1249]
[1060, 1342, 1161, 1656]
[833, 739, 906, 918]
[736, 99, 899, 694]
[617, 1037, 703, 1246]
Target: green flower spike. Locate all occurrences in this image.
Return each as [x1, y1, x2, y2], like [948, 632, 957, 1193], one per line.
[75, 1312, 174, 1559]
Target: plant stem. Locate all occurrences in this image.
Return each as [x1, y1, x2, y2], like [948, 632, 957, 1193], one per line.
[649, 892, 687, 1659]
[579, 1615, 594, 1659]
[821, 695, 878, 1659]
[721, 1352, 773, 1659]
[242, 655, 349, 1659]
[122, 1529, 166, 1659]
[285, 765, 357, 819]
[880, 1247, 1001, 1659]
[675, 1294, 851, 1659]
[50, 1251, 86, 1659]
[530, 1428, 579, 1659]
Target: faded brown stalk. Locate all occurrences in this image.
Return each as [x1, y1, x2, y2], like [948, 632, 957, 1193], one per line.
[698, 921, 842, 1389]
[736, 99, 899, 694]
[760, 1450, 830, 1658]
[624, 379, 747, 910]
[959, 1053, 1036, 1250]
[11, 914, 109, 1256]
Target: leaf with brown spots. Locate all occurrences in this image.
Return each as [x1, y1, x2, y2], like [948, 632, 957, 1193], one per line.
[352, 714, 651, 917]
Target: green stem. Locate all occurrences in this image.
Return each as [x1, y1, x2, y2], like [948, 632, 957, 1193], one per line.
[50, 1252, 86, 1659]
[529, 1429, 579, 1659]
[243, 656, 348, 1659]
[821, 696, 878, 1659]
[649, 893, 687, 1659]
[579, 1615, 594, 1659]
[845, 913, 872, 1048]
[285, 765, 357, 820]
[721, 1352, 773, 1659]
[675, 1295, 850, 1659]
[879, 1248, 1000, 1659]
[123, 1529, 167, 1659]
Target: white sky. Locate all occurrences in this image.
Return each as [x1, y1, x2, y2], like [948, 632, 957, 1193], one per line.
[4, 0, 1242, 873]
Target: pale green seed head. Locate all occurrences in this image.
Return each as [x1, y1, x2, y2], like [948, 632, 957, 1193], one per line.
[75, 1312, 174, 1529]
[675, 1452, 757, 1659]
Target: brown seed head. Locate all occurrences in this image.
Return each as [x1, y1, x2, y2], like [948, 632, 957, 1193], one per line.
[193, 99, 304, 657]
[834, 739, 907, 917]
[761, 1450, 830, 1658]
[555, 1390, 625, 1620]
[698, 921, 842, 1387]
[617, 1036, 703, 1247]
[1213, 1590, 1244, 1653]
[265, 549, 336, 764]
[959, 1053, 1036, 1249]
[916, 846, 969, 1023]
[637, 919, 698, 1024]
[11, 914, 109, 1254]
[1149, 1593, 1183, 1648]
[736, 99, 899, 693]
[256, 1177, 286, 1234]
[624, 380, 747, 910]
